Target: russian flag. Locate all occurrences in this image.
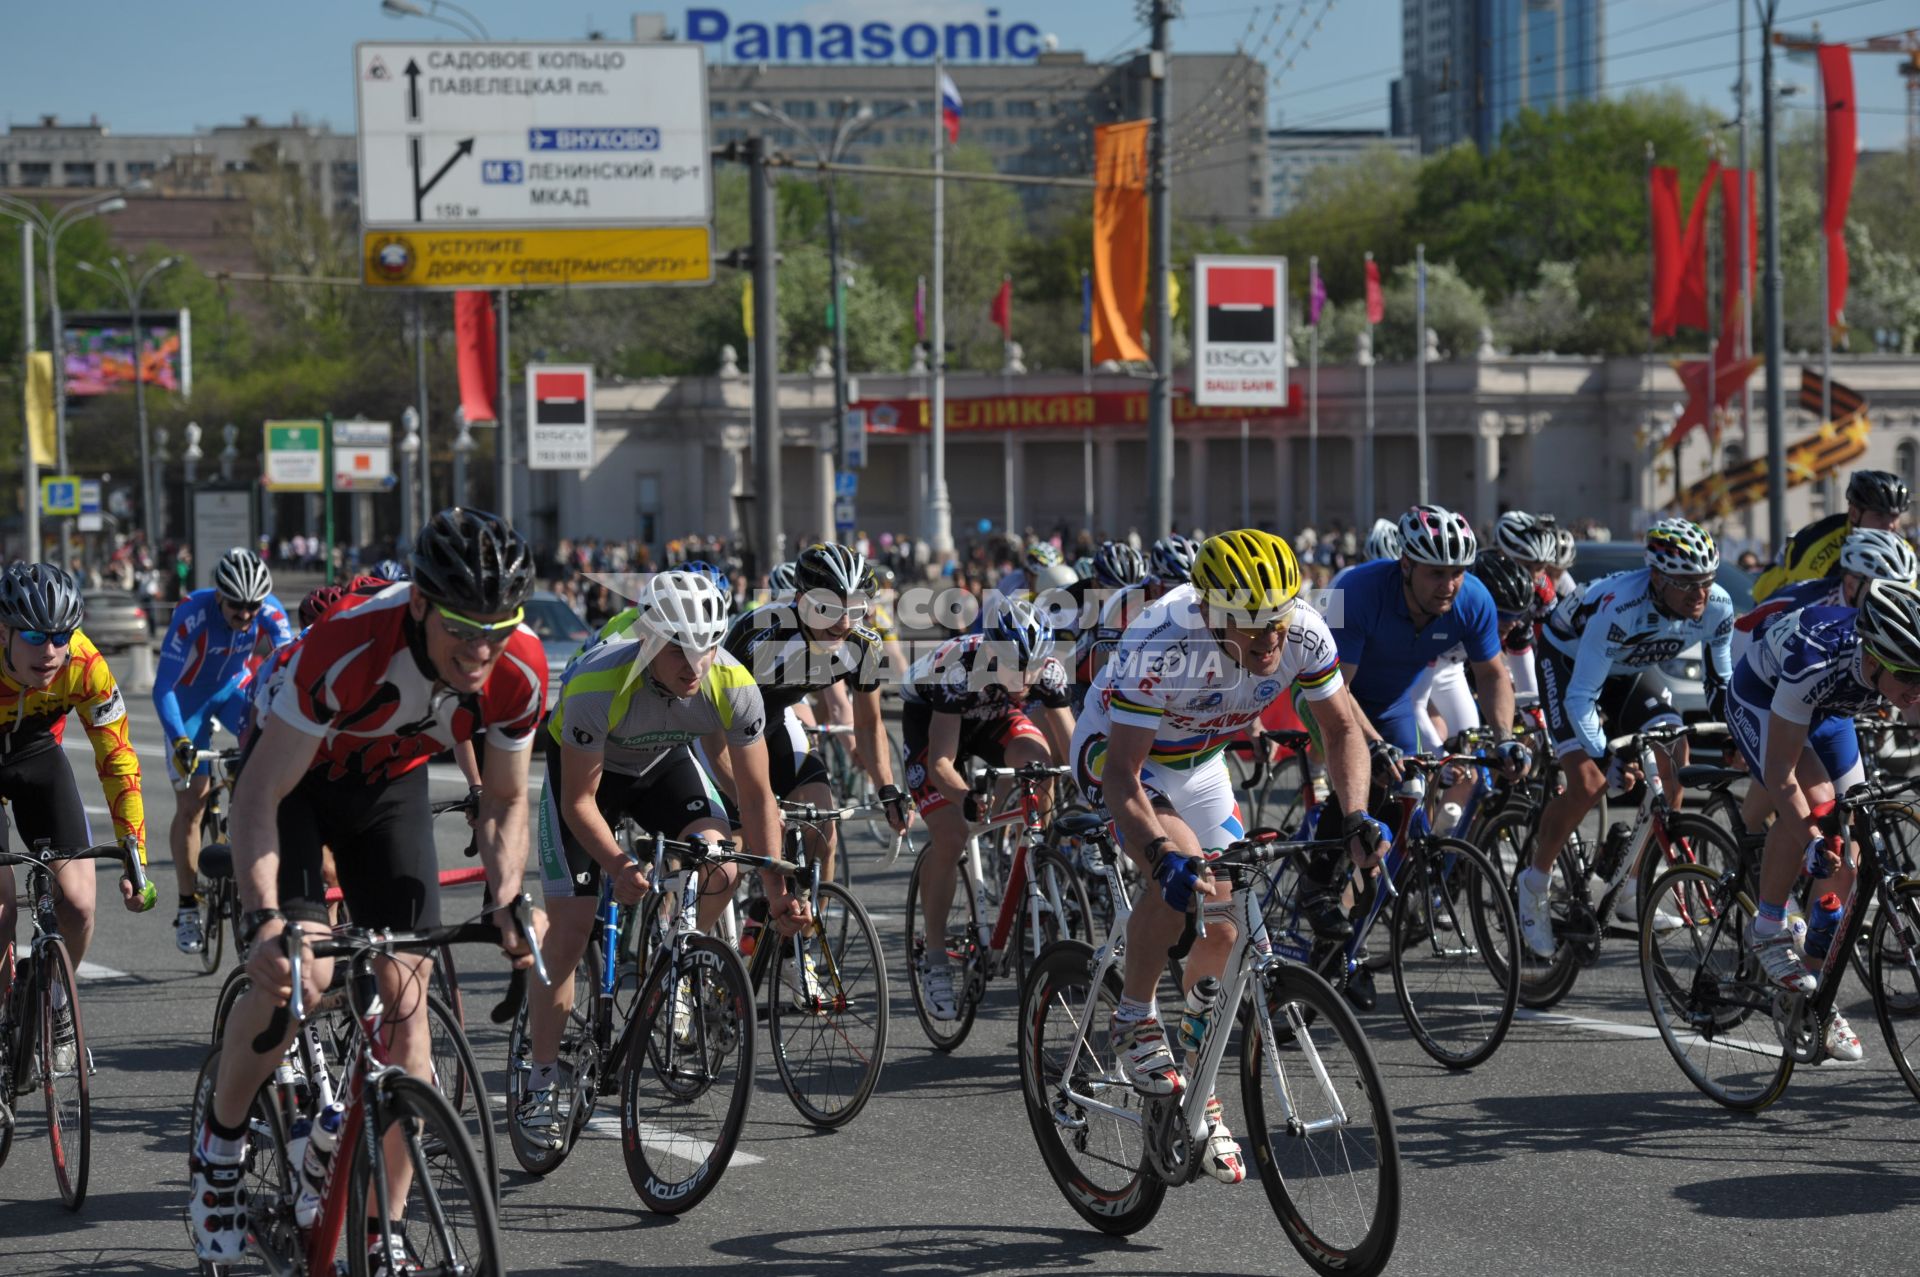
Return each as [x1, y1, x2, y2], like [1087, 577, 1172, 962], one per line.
[940, 72, 963, 143]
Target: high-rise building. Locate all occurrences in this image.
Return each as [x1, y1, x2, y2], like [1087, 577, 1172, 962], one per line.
[1392, 0, 1603, 154]
[1266, 130, 1420, 217]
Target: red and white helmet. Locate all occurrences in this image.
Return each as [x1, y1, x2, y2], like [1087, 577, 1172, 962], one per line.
[1397, 505, 1477, 568]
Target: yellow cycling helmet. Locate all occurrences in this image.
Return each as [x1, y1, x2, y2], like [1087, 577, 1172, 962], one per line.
[1191, 529, 1303, 619]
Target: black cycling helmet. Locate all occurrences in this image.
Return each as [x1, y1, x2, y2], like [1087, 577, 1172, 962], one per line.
[795, 542, 868, 597]
[0, 562, 84, 634]
[1471, 550, 1536, 616]
[1847, 469, 1911, 517]
[408, 507, 535, 615]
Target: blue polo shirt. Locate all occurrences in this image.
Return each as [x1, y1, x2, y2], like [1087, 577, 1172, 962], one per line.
[1330, 558, 1501, 712]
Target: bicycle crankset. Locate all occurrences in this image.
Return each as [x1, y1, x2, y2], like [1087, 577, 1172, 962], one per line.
[1143, 1093, 1200, 1185]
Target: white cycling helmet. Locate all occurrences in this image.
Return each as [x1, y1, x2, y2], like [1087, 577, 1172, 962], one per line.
[1840, 528, 1919, 585]
[634, 571, 729, 653]
[1364, 518, 1402, 562]
[1552, 526, 1577, 571]
[1858, 578, 1920, 672]
[1645, 518, 1721, 577]
[1493, 511, 1558, 565]
[213, 547, 273, 605]
[1398, 504, 1477, 568]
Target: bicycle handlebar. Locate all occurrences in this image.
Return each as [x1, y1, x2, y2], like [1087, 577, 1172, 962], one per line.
[1604, 720, 1726, 754]
[627, 829, 803, 878]
[2, 838, 149, 905]
[970, 762, 1071, 791]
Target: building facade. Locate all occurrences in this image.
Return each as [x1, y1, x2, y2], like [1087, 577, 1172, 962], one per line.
[1267, 130, 1421, 216]
[1393, 0, 1603, 154]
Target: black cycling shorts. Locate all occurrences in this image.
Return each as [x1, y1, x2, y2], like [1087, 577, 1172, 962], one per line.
[1536, 642, 1681, 760]
[277, 764, 440, 930]
[535, 739, 727, 899]
[0, 746, 93, 859]
[764, 708, 833, 798]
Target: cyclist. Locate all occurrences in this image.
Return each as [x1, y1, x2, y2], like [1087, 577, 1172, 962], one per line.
[1732, 528, 1917, 667]
[1050, 541, 1146, 686]
[156, 546, 292, 954]
[0, 563, 151, 1065]
[1546, 524, 1579, 600]
[995, 541, 1062, 599]
[1074, 530, 1386, 1183]
[1727, 578, 1920, 1061]
[518, 570, 805, 1151]
[1513, 518, 1734, 957]
[190, 509, 543, 1270]
[1753, 468, 1909, 602]
[710, 543, 911, 885]
[900, 599, 1073, 1020]
[1072, 535, 1198, 710]
[370, 558, 409, 581]
[1407, 549, 1544, 753]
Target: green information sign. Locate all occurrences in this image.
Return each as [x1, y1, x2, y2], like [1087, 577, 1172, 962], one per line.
[263, 421, 325, 492]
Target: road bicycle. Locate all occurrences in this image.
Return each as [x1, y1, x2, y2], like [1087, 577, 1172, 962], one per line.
[0, 837, 148, 1209]
[803, 719, 901, 859]
[191, 748, 245, 974]
[1018, 827, 1400, 1276]
[1478, 722, 1735, 1010]
[904, 761, 1094, 1051]
[191, 896, 543, 1276]
[1224, 728, 1323, 837]
[1266, 748, 1520, 1069]
[1641, 770, 1920, 1111]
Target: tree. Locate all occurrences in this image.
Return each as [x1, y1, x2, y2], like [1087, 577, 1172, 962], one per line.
[1249, 145, 1421, 306]
[1373, 260, 1490, 362]
[1494, 261, 1584, 354]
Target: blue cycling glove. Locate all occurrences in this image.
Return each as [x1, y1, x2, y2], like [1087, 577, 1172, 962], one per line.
[1154, 850, 1203, 912]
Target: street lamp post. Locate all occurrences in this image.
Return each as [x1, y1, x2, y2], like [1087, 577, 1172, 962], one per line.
[398, 407, 422, 546]
[74, 254, 179, 552]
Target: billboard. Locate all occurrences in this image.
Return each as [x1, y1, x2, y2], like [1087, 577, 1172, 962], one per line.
[61, 310, 192, 399]
[1192, 257, 1287, 408]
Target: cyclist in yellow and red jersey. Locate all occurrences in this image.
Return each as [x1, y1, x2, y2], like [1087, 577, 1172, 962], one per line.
[0, 564, 153, 1019]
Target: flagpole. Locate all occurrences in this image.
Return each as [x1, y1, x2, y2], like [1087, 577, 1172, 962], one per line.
[1644, 142, 1657, 518]
[1081, 269, 1094, 537]
[1737, 4, 1754, 538]
[1816, 24, 1833, 436]
[1705, 136, 1719, 508]
[929, 59, 953, 563]
[1362, 251, 1376, 520]
[1308, 254, 1319, 531]
[1415, 243, 1429, 504]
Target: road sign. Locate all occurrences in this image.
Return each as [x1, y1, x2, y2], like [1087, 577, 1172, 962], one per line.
[834, 471, 858, 498]
[841, 409, 867, 470]
[263, 421, 326, 492]
[354, 43, 712, 231]
[1193, 256, 1289, 408]
[333, 420, 394, 492]
[834, 496, 856, 534]
[360, 226, 710, 290]
[527, 364, 594, 470]
[40, 476, 79, 516]
[77, 479, 103, 533]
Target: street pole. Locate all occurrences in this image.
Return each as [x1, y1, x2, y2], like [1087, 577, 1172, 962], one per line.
[496, 288, 512, 524]
[322, 413, 336, 585]
[19, 223, 37, 561]
[1082, 270, 1094, 536]
[1308, 254, 1319, 530]
[45, 230, 73, 571]
[1737, 2, 1754, 528]
[827, 137, 849, 476]
[1761, 0, 1789, 553]
[1415, 242, 1429, 504]
[413, 293, 430, 510]
[1815, 21, 1833, 436]
[1145, 0, 1175, 538]
[1362, 250, 1377, 519]
[749, 133, 784, 575]
[929, 61, 954, 563]
[1239, 418, 1250, 527]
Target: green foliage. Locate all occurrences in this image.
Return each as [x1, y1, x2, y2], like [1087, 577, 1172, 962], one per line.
[1372, 260, 1490, 362]
[1250, 145, 1420, 304]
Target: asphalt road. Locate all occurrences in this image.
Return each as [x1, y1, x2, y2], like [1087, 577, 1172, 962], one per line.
[4, 696, 1918, 1276]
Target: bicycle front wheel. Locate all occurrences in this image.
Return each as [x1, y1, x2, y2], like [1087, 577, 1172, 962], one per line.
[619, 936, 755, 1214]
[422, 991, 497, 1200]
[345, 1074, 502, 1277]
[1389, 838, 1519, 1069]
[505, 942, 596, 1177]
[1868, 881, 1920, 1104]
[1241, 964, 1400, 1277]
[1477, 805, 1581, 1009]
[904, 845, 981, 1052]
[197, 866, 227, 975]
[1017, 940, 1164, 1236]
[1013, 846, 1098, 987]
[37, 937, 89, 1209]
[191, 1047, 296, 1274]
[769, 881, 888, 1127]
[1639, 863, 1792, 1111]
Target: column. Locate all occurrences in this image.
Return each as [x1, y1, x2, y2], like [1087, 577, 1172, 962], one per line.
[1349, 413, 1367, 522]
[909, 435, 929, 545]
[814, 441, 836, 544]
[686, 438, 708, 538]
[1185, 433, 1208, 534]
[1274, 434, 1296, 537]
[1002, 432, 1017, 533]
[1474, 427, 1501, 530]
[719, 441, 746, 544]
[1096, 435, 1120, 536]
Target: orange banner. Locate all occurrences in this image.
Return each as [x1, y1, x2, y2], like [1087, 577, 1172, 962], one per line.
[1092, 121, 1150, 365]
[1678, 414, 1870, 521]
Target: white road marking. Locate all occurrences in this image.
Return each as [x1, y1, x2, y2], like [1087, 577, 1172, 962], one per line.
[487, 1093, 764, 1164]
[77, 960, 131, 981]
[1514, 1006, 1840, 1064]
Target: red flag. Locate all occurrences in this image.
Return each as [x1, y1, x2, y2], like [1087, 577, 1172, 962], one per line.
[1663, 328, 1763, 451]
[454, 292, 497, 424]
[1672, 161, 1721, 333]
[1719, 168, 1756, 336]
[1819, 44, 1856, 329]
[1650, 166, 1684, 337]
[1363, 256, 1383, 325]
[990, 276, 1011, 340]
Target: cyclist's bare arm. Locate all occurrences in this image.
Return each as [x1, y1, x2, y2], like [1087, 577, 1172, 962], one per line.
[453, 737, 482, 789]
[850, 685, 897, 791]
[476, 738, 534, 962]
[701, 728, 741, 805]
[817, 679, 854, 727]
[1102, 719, 1194, 858]
[1469, 654, 1518, 744]
[1306, 688, 1375, 819]
[1337, 663, 1385, 744]
[1036, 704, 1075, 766]
[725, 732, 807, 930]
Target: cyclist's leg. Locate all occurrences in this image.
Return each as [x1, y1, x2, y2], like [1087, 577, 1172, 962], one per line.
[660, 752, 739, 935]
[167, 706, 216, 908]
[526, 759, 607, 1068]
[22, 750, 102, 967]
[767, 707, 840, 880]
[1153, 757, 1244, 992]
[1528, 646, 1611, 876]
[903, 717, 970, 956]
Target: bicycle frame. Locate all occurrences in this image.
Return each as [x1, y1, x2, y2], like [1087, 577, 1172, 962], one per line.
[961, 775, 1070, 972]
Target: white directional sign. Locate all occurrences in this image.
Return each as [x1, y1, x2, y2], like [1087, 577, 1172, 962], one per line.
[354, 42, 711, 229]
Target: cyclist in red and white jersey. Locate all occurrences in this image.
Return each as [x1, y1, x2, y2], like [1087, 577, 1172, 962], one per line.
[189, 509, 544, 1270]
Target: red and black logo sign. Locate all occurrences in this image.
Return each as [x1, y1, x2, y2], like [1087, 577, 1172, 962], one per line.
[1204, 265, 1275, 344]
[533, 369, 588, 425]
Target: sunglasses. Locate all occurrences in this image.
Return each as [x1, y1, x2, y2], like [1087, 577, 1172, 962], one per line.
[1870, 646, 1920, 687]
[17, 629, 73, 648]
[221, 600, 261, 618]
[433, 603, 524, 644]
[801, 597, 870, 624]
[1661, 575, 1715, 597]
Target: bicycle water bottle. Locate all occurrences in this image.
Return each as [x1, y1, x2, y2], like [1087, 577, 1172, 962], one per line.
[1178, 978, 1221, 1056]
[293, 1101, 345, 1228]
[1806, 892, 1845, 961]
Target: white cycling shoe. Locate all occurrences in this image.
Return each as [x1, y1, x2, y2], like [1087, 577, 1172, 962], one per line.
[1515, 874, 1556, 959]
[1614, 881, 1682, 933]
[1202, 1096, 1246, 1184]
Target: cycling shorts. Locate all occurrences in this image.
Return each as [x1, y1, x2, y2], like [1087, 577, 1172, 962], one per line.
[536, 740, 728, 899]
[766, 708, 832, 797]
[1724, 679, 1865, 797]
[1536, 642, 1681, 760]
[277, 765, 439, 931]
[900, 705, 1046, 816]
[1411, 660, 1480, 751]
[1068, 716, 1245, 852]
[0, 746, 92, 861]
[166, 681, 254, 789]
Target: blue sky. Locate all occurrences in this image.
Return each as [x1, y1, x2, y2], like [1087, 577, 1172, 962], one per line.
[2, 0, 1913, 149]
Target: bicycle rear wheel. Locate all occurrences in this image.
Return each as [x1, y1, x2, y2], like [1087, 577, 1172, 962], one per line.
[197, 859, 227, 975]
[1868, 881, 1920, 1103]
[1390, 838, 1519, 1069]
[769, 881, 888, 1127]
[37, 938, 88, 1209]
[1014, 846, 1098, 987]
[1477, 806, 1581, 1009]
[1017, 940, 1164, 1236]
[1241, 964, 1400, 1277]
[345, 1074, 502, 1277]
[191, 1047, 296, 1275]
[904, 845, 982, 1052]
[422, 991, 497, 1199]
[1639, 863, 1792, 1111]
[505, 942, 596, 1177]
[619, 936, 755, 1214]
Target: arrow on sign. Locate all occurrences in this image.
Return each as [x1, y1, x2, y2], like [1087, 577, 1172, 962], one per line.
[404, 58, 422, 122]
[412, 137, 474, 221]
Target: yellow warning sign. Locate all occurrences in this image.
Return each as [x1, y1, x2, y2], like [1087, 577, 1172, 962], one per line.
[362, 226, 712, 290]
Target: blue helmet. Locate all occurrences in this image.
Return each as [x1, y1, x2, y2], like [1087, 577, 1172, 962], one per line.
[1149, 535, 1199, 583]
[371, 558, 409, 582]
[984, 597, 1054, 668]
[680, 559, 733, 609]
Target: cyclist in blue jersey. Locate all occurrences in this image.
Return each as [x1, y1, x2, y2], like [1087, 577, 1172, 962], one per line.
[155, 547, 293, 953]
[1329, 505, 1525, 772]
[1514, 519, 1734, 957]
[1726, 580, 1920, 1060]
[1730, 528, 1916, 668]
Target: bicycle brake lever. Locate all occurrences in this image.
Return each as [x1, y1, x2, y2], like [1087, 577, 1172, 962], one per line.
[512, 894, 551, 989]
